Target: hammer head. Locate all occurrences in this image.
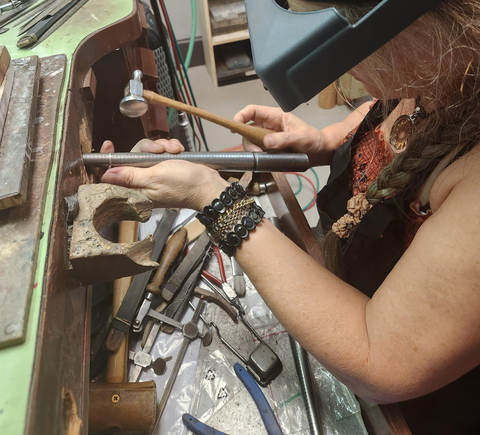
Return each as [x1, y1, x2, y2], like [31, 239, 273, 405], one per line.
[119, 70, 148, 118]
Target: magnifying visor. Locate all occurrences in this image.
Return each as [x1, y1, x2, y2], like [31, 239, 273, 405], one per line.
[245, 0, 444, 111]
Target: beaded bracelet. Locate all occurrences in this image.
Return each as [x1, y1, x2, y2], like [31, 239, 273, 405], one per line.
[196, 182, 265, 256]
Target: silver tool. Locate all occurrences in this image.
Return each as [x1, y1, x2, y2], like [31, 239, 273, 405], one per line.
[129, 312, 163, 382]
[201, 274, 245, 315]
[268, 215, 322, 434]
[177, 112, 196, 152]
[153, 300, 205, 432]
[289, 337, 323, 435]
[128, 351, 172, 377]
[82, 151, 310, 173]
[208, 320, 282, 387]
[129, 302, 205, 382]
[119, 69, 148, 117]
[226, 257, 246, 297]
[0, 0, 21, 14]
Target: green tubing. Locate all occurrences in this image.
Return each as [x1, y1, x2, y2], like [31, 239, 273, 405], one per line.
[185, 0, 197, 70]
[294, 175, 303, 196]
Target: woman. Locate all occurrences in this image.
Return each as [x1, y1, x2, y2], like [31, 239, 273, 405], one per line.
[101, 1, 480, 432]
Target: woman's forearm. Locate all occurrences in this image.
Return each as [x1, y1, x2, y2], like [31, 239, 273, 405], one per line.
[234, 219, 378, 397]
[319, 101, 372, 159]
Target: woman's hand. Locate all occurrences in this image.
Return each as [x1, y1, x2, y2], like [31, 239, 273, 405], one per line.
[234, 105, 333, 165]
[99, 139, 229, 210]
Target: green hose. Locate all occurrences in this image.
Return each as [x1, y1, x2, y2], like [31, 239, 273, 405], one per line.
[185, 0, 197, 70]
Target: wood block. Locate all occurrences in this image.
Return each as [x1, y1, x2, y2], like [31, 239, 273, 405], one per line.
[185, 219, 206, 244]
[317, 82, 337, 109]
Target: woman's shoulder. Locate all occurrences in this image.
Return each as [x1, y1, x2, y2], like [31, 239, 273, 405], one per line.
[430, 142, 480, 213]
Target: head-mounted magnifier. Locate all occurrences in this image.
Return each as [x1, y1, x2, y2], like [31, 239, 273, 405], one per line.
[245, 0, 444, 111]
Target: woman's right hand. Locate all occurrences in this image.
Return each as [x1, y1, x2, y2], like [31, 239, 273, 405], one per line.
[234, 105, 333, 165]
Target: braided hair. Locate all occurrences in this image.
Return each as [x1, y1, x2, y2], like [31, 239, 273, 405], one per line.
[320, 0, 480, 277]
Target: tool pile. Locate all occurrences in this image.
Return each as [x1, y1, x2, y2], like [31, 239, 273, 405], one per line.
[0, 0, 87, 48]
[85, 181, 287, 434]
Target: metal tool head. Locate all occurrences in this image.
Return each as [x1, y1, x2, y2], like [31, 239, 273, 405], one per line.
[119, 70, 148, 118]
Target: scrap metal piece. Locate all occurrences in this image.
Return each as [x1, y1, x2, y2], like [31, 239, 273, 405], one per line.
[0, 55, 41, 210]
[0, 54, 66, 349]
[69, 183, 159, 285]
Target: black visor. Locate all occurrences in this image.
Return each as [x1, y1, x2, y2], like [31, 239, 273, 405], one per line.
[245, 0, 443, 111]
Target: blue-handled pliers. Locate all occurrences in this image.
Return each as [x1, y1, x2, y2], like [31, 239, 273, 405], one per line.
[183, 363, 284, 435]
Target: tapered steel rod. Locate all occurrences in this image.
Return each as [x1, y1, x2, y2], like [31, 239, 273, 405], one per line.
[82, 152, 310, 173]
[289, 336, 323, 435]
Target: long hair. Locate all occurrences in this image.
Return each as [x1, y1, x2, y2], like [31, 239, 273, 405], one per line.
[318, 1, 480, 276]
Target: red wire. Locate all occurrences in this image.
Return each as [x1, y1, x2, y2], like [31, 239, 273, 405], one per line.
[284, 172, 318, 211]
[213, 245, 226, 283]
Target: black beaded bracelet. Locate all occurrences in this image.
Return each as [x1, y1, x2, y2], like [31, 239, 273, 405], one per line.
[196, 182, 265, 256]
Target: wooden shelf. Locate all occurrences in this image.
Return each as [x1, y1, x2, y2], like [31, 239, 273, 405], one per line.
[197, 0, 256, 86]
[212, 29, 249, 46]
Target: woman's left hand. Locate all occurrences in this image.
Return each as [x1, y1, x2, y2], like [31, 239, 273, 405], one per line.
[99, 139, 229, 210]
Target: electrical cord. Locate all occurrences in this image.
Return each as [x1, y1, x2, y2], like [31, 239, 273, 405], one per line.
[293, 174, 303, 196]
[286, 172, 318, 212]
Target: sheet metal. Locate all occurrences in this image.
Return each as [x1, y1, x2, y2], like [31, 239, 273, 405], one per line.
[0, 54, 65, 348]
[0, 55, 40, 210]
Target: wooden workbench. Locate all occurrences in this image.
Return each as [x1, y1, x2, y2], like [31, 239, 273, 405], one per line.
[0, 2, 157, 433]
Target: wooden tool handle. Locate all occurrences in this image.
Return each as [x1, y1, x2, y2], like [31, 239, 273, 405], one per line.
[146, 227, 187, 296]
[106, 220, 139, 384]
[143, 90, 274, 148]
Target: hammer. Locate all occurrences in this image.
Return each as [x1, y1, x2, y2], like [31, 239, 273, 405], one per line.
[119, 70, 276, 149]
[89, 221, 157, 434]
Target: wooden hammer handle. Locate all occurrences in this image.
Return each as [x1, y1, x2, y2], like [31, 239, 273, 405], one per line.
[143, 90, 274, 148]
[106, 221, 138, 384]
[145, 227, 187, 296]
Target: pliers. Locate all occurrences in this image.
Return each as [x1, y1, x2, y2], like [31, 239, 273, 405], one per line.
[182, 363, 284, 435]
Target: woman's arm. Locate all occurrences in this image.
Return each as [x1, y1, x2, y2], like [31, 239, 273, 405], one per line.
[233, 101, 372, 166]
[231, 152, 480, 403]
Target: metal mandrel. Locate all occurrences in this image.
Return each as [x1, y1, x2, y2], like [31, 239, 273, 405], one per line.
[82, 152, 310, 173]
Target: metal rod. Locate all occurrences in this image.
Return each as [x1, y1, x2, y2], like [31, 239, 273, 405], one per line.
[154, 300, 205, 432]
[289, 336, 323, 435]
[82, 152, 310, 173]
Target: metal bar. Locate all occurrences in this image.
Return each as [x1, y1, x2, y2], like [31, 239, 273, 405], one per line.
[145, 309, 184, 331]
[154, 300, 205, 432]
[289, 336, 323, 435]
[82, 152, 310, 173]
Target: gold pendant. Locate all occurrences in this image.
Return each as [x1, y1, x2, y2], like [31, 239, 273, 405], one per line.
[389, 104, 426, 153]
[389, 115, 412, 153]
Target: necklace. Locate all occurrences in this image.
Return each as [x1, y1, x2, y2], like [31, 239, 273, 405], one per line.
[389, 99, 427, 153]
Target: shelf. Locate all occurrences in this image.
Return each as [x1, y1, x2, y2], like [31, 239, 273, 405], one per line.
[212, 29, 250, 46]
[197, 0, 256, 86]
